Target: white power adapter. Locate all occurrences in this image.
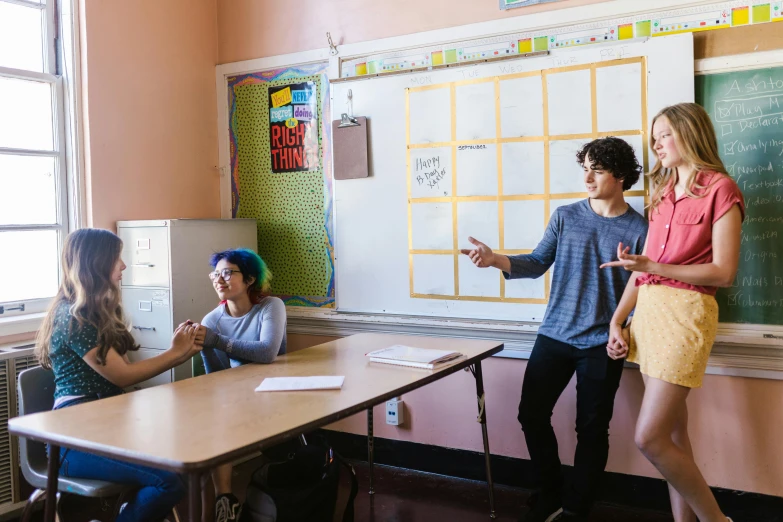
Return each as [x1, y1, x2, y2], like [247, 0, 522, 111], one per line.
[386, 397, 404, 426]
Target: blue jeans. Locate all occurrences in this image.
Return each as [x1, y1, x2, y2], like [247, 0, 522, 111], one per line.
[59, 447, 185, 522]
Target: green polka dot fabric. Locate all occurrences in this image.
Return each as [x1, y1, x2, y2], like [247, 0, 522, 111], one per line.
[228, 65, 334, 307]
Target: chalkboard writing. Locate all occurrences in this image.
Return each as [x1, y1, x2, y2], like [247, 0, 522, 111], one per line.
[696, 67, 783, 325]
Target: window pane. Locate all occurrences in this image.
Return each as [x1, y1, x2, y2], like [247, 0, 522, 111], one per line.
[0, 154, 57, 225]
[0, 230, 59, 303]
[0, 2, 44, 72]
[0, 76, 54, 150]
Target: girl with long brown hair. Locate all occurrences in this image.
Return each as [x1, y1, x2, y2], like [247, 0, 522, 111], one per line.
[601, 103, 743, 522]
[35, 228, 202, 522]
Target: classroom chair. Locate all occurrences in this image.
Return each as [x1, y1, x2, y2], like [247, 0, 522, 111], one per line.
[16, 366, 181, 522]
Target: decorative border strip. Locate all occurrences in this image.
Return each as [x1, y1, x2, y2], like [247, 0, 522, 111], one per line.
[339, 1, 783, 79]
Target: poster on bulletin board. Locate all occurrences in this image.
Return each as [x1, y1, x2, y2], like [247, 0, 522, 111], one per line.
[500, 0, 563, 9]
[228, 64, 334, 308]
[268, 82, 320, 173]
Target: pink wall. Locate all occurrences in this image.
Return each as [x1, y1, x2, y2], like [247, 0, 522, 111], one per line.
[290, 334, 783, 497]
[80, 0, 221, 230]
[217, 0, 610, 64]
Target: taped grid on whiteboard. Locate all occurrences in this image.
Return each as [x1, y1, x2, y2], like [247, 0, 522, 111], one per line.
[406, 56, 648, 304]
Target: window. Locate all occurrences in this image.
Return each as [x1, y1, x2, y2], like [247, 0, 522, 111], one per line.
[0, 0, 79, 324]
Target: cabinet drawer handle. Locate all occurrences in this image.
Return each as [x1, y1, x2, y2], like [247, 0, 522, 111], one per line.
[131, 263, 156, 268]
[132, 326, 157, 332]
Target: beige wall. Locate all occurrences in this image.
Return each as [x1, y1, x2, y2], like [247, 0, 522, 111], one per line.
[217, 0, 610, 64]
[292, 334, 783, 497]
[80, 0, 221, 231]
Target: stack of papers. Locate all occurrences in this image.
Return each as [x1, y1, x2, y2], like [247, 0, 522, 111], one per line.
[255, 376, 345, 392]
[366, 345, 463, 369]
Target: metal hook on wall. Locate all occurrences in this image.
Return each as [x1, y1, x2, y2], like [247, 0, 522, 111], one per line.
[327, 32, 339, 56]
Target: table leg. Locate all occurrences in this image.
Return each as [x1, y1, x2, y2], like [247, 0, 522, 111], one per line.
[471, 362, 496, 519]
[188, 473, 202, 522]
[45, 445, 59, 522]
[367, 407, 375, 495]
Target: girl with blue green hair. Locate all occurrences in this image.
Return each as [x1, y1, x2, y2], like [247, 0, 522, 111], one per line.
[194, 248, 286, 522]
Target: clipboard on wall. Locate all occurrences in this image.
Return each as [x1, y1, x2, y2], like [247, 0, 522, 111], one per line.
[332, 114, 369, 180]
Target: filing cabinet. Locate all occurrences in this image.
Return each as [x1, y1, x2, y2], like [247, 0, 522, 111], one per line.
[117, 219, 258, 389]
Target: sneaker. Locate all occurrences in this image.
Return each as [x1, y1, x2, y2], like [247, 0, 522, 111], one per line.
[551, 511, 588, 522]
[519, 490, 563, 522]
[215, 493, 242, 522]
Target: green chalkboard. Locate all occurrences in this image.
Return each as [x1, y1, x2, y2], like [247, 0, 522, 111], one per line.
[696, 67, 783, 325]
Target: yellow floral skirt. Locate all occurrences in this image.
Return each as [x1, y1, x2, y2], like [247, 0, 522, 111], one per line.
[628, 284, 719, 388]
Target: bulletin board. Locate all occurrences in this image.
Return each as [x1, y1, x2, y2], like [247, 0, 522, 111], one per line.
[228, 62, 334, 307]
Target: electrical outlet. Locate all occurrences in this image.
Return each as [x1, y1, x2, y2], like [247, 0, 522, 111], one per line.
[386, 397, 404, 426]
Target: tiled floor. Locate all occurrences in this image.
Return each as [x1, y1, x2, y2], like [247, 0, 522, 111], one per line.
[339, 462, 673, 522]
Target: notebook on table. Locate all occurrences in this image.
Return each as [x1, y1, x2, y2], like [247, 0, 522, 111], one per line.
[366, 345, 464, 370]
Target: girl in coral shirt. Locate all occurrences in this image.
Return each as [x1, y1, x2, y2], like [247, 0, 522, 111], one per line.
[602, 103, 743, 522]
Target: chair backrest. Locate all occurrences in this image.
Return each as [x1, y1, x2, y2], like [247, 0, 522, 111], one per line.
[17, 366, 56, 486]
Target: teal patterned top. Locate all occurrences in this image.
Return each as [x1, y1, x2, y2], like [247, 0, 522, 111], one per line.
[49, 302, 124, 401]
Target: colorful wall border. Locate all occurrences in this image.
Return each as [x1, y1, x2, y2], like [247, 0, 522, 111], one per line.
[228, 62, 335, 307]
[341, 1, 783, 79]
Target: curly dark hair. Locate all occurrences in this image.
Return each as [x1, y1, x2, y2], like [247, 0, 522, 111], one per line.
[575, 137, 642, 191]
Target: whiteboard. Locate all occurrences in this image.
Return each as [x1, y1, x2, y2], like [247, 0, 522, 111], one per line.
[333, 34, 694, 321]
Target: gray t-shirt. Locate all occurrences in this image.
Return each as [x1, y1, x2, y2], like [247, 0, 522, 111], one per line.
[505, 199, 648, 349]
[200, 297, 287, 372]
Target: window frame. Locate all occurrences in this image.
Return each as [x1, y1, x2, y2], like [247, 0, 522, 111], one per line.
[0, 0, 82, 332]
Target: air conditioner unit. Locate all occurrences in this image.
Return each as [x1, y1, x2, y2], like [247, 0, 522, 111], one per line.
[0, 343, 40, 519]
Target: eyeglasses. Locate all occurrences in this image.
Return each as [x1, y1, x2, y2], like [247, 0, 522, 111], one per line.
[208, 268, 242, 282]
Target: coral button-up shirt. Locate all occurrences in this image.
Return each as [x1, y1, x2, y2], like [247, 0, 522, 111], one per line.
[637, 171, 745, 296]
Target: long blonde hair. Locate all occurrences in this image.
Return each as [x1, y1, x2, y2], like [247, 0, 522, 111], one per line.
[648, 103, 728, 211]
[35, 229, 138, 368]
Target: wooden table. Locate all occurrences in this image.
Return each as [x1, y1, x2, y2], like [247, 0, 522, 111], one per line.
[9, 333, 504, 521]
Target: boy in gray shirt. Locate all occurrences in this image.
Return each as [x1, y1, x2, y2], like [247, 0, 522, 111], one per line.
[462, 137, 648, 522]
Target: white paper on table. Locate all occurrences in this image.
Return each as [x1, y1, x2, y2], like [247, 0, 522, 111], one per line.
[255, 376, 345, 392]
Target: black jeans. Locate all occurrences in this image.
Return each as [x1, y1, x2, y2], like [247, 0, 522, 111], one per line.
[518, 334, 624, 516]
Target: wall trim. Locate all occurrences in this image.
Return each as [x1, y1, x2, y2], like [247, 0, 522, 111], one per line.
[286, 308, 783, 379]
[0, 314, 44, 339]
[695, 48, 783, 74]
